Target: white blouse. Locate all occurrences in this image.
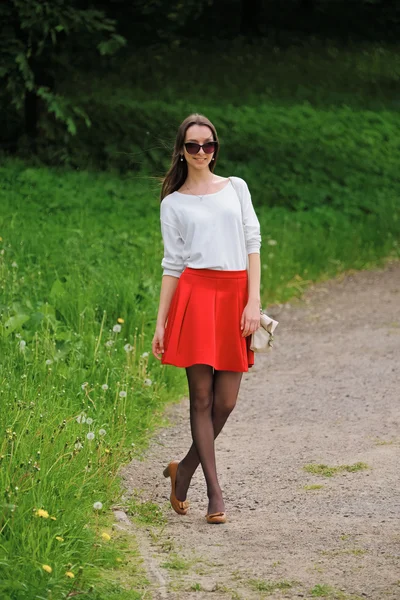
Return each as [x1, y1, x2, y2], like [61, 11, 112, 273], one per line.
[160, 176, 261, 278]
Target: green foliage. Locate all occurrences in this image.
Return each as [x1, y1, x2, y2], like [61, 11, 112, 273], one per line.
[303, 462, 370, 477]
[0, 0, 125, 134]
[30, 39, 397, 219]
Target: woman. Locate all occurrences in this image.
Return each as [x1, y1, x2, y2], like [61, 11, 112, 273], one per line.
[152, 113, 262, 524]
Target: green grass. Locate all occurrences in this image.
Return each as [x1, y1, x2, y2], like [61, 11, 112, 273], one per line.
[304, 462, 370, 477]
[248, 578, 295, 593]
[160, 554, 191, 571]
[127, 497, 167, 527]
[310, 583, 365, 599]
[311, 584, 335, 597]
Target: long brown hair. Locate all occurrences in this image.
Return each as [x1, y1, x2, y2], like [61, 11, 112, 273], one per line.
[160, 113, 220, 202]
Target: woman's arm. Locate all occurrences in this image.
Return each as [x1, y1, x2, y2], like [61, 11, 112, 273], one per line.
[247, 252, 261, 305]
[156, 275, 179, 328]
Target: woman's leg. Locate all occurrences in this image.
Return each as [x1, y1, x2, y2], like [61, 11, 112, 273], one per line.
[175, 367, 243, 513]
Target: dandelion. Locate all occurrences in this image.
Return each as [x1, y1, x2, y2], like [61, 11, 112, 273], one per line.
[113, 324, 122, 333]
[124, 343, 133, 352]
[19, 340, 26, 351]
[117, 317, 124, 323]
[42, 565, 52, 573]
[104, 448, 111, 454]
[101, 532, 111, 542]
[86, 432, 95, 441]
[74, 442, 83, 450]
[116, 557, 122, 562]
[65, 571, 74, 578]
[11, 261, 18, 268]
[45, 359, 53, 365]
[119, 390, 127, 398]
[101, 383, 109, 391]
[81, 382, 88, 390]
[267, 239, 278, 246]
[85, 417, 93, 425]
[105, 340, 114, 348]
[93, 501, 103, 510]
[55, 536, 64, 542]
[99, 429, 106, 436]
[141, 351, 149, 358]
[76, 415, 86, 424]
[35, 509, 49, 518]
[144, 378, 152, 386]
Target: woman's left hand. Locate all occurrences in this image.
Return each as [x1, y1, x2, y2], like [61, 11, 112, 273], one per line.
[240, 299, 261, 337]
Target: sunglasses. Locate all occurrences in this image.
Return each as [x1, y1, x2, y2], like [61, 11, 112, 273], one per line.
[184, 141, 218, 155]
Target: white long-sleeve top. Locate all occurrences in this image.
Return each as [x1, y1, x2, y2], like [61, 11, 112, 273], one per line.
[160, 176, 261, 278]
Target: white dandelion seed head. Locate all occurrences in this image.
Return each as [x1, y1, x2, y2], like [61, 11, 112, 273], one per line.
[105, 340, 114, 347]
[99, 429, 106, 436]
[93, 501, 103, 510]
[11, 261, 18, 268]
[113, 324, 122, 333]
[101, 384, 109, 390]
[141, 352, 149, 358]
[267, 239, 278, 246]
[144, 378, 152, 386]
[81, 382, 88, 390]
[45, 359, 53, 365]
[123, 343, 133, 352]
[76, 415, 86, 424]
[86, 432, 95, 440]
[85, 417, 93, 425]
[119, 390, 127, 398]
[19, 340, 26, 351]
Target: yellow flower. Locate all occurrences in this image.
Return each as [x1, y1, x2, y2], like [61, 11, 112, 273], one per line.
[65, 571, 75, 578]
[117, 317, 124, 323]
[36, 509, 49, 518]
[50, 516, 57, 520]
[101, 532, 111, 542]
[116, 557, 122, 562]
[42, 564, 52, 573]
[55, 536, 64, 542]
[104, 448, 110, 454]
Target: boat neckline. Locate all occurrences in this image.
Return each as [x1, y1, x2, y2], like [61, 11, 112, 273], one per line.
[174, 178, 232, 198]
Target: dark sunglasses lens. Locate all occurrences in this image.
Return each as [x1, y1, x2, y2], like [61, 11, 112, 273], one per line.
[203, 142, 217, 154]
[185, 143, 200, 155]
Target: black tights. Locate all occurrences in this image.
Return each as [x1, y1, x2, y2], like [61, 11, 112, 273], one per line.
[175, 364, 243, 511]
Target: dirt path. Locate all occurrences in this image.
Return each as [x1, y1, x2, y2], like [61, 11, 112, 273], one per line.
[118, 262, 400, 600]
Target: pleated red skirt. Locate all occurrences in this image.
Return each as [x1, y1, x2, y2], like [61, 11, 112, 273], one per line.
[161, 267, 254, 372]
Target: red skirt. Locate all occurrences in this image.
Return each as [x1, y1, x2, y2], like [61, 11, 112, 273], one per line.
[161, 267, 254, 372]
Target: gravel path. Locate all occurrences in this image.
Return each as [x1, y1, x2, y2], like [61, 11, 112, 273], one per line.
[119, 262, 400, 600]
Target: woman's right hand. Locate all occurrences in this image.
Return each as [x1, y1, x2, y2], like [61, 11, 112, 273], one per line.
[152, 324, 166, 361]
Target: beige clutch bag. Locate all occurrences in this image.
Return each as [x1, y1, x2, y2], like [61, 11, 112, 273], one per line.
[250, 310, 279, 352]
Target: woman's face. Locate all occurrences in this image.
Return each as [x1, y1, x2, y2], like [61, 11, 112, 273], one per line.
[182, 124, 215, 170]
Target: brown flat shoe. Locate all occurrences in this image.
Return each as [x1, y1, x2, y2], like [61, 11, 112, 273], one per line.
[163, 460, 189, 515]
[205, 512, 226, 524]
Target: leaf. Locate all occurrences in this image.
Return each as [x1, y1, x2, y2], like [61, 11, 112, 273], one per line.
[2, 314, 30, 336]
[49, 279, 67, 303]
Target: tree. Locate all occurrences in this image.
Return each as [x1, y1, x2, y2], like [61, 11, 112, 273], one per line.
[0, 1, 125, 149]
